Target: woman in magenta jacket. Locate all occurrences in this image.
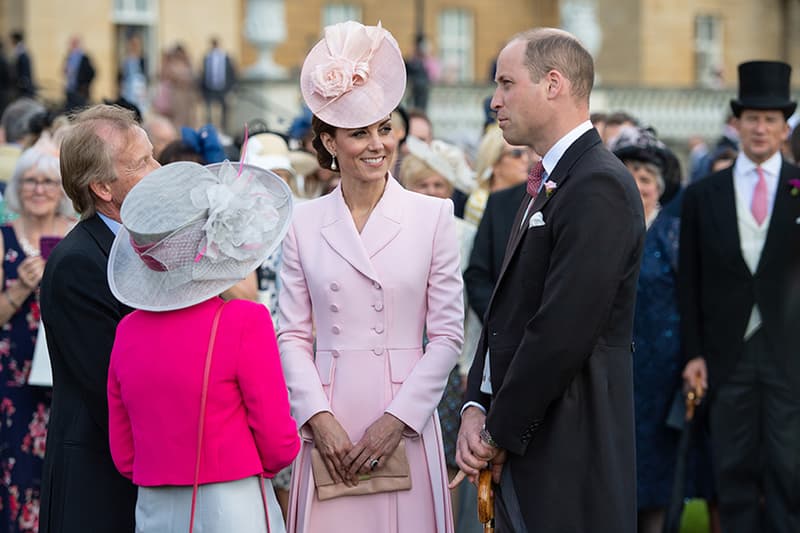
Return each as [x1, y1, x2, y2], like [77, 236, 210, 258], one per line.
[106, 160, 299, 532]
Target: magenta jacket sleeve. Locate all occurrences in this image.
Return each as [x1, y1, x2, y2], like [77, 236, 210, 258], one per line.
[107, 343, 134, 480]
[236, 304, 300, 476]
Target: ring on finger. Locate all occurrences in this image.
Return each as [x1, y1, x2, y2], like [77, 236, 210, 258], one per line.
[369, 458, 379, 470]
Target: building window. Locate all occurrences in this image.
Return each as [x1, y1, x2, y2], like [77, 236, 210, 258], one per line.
[322, 4, 362, 27]
[113, 0, 156, 25]
[695, 14, 723, 88]
[438, 9, 474, 83]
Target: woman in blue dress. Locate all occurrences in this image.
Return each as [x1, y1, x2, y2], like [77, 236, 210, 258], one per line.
[0, 141, 73, 532]
[610, 126, 716, 533]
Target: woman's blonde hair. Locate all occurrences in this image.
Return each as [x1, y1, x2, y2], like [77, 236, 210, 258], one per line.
[473, 125, 507, 187]
[399, 154, 453, 196]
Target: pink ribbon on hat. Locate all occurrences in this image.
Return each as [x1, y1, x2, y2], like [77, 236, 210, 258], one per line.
[311, 21, 388, 105]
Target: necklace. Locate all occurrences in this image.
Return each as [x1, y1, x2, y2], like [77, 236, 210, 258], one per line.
[17, 233, 40, 257]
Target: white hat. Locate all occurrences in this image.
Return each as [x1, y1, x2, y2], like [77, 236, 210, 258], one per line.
[405, 136, 476, 193]
[108, 161, 293, 312]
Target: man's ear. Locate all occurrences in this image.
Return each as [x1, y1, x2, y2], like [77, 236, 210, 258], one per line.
[88, 180, 113, 202]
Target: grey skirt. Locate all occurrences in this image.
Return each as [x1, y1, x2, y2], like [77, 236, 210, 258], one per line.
[135, 476, 286, 533]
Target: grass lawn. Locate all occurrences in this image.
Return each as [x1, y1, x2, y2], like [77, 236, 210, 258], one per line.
[681, 499, 710, 533]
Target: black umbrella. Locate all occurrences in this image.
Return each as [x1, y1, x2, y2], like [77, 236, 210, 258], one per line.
[663, 385, 705, 533]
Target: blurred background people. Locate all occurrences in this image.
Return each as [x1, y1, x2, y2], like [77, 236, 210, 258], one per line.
[10, 32, 35, 99]
[463, 124, 534, 225]
[154, 44, 197, 129]
[609, 126, 716, 533]
[0, 139, 74, 533]
[201, 37, 236, 132]
[118, 33, 149, 115]
[63, 36, 96, 112]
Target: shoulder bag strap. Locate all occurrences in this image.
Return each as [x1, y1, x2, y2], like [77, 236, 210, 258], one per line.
[188, 301, 271, 533]
[189, 301, 225, 533]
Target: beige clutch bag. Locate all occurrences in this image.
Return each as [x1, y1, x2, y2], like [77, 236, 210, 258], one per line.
[310, 440, 412, 501]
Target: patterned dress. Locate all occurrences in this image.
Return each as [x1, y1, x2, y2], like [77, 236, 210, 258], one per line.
[632, 203, 714, 510]
[0, 225, 50, 533]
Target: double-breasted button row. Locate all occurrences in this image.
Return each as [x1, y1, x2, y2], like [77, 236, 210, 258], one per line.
[372, 346, 384, 355]
[330, 282, 340, 291]
[373, 324, 385, 334]
[332, 325, 341, 334]
[331, 350, 340, 358]
[373, 302, 384, 311]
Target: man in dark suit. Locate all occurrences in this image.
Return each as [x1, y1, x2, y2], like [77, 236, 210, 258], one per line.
[463, 182, 526, 320]
[453, 28, 644, 532]
[39, 105, 160, 533]
[201, 37, 236, 132]
[64, 36, 96, 111]
[10, 31, 35, 98]
[680, 61, 800, 533]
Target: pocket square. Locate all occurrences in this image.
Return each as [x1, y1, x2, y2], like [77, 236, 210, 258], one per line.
[528, 211, 546, 228]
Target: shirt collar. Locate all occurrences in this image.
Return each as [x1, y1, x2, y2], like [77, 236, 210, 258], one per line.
[97, 212, 122, 236]
[541, 120, 594, 177]
[734, 150, 782, 179]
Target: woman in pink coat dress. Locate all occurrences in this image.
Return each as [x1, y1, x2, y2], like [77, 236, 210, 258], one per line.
[106, 160, 300, 532]
[278, 21, 464, 533]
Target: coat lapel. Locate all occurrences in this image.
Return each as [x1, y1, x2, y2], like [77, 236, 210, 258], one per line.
[708, 168, 751, 276]
[319, 180, 404, 284]
[82, 213, 116, 257]
[360, 176, 403, 258]
[756, 162, 797, 274]
[496, 129, 601, 284]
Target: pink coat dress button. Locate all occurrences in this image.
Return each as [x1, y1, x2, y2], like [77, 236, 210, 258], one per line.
[332, 325, 341, 334]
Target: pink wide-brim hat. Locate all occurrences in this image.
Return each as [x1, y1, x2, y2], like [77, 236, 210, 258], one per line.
[300, 21, 407, 129]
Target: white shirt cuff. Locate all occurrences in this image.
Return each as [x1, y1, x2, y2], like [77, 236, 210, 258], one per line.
[461, 401, 487, 417]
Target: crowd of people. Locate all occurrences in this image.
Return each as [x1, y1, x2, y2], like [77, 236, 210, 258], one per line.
[0, 18, 797, 533]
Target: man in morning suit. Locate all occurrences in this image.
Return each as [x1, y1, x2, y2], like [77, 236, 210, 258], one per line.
[680, 61, 800, 533]
[453, 28, 644, 532]
[39, 105, 160, 533]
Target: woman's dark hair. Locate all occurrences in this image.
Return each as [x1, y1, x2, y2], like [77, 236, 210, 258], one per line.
[311, 115, 338, 171]
[158, 140, 206, 165]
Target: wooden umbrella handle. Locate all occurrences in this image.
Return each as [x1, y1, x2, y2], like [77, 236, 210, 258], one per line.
[477, 469, 494, 532]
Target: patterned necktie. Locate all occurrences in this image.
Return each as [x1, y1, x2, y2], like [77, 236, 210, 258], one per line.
[527, 161, 545, 198]
[751, 166, 768, 225]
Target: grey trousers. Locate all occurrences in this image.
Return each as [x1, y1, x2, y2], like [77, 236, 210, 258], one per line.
[710, 329, 800, 533]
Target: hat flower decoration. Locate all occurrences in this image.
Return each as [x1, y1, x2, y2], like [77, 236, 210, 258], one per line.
[190, 160, 280, 263]
[311, 21, 385, 99]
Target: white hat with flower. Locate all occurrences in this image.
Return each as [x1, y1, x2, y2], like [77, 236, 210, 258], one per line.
[300, 20, 406, 129]
[107, 161, 293, 312]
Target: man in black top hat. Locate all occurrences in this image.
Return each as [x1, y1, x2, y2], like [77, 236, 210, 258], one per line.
[680, 60, 800, 533]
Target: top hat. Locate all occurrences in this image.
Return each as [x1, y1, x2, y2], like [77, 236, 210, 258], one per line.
[730, 61, 796, 119]
[300, 21, 406, 129]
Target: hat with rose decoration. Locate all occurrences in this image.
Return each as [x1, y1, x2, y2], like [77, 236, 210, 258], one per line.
[107, 161, 293, 312]
[300, 20, 406, 129]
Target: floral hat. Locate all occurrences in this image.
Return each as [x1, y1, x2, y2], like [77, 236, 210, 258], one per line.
[107, 161, 293, 312]
[300, 20, 406, 129]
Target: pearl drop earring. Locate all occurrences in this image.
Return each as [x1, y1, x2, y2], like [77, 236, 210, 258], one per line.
[331, 155, 338, 171]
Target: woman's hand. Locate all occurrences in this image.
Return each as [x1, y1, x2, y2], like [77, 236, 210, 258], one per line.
[344, 413, 406, 478]
[307, 412, 356, 486]
[17, 256, 45, 290]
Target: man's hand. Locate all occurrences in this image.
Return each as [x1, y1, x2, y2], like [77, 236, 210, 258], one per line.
[450, 407, 499, 489]
[682, 357, 708, 391]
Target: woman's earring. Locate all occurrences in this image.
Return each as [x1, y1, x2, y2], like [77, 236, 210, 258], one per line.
[331, 155, 338, 171]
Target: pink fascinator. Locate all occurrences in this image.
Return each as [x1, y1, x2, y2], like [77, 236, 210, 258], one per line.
[301, 21, 406, 129]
